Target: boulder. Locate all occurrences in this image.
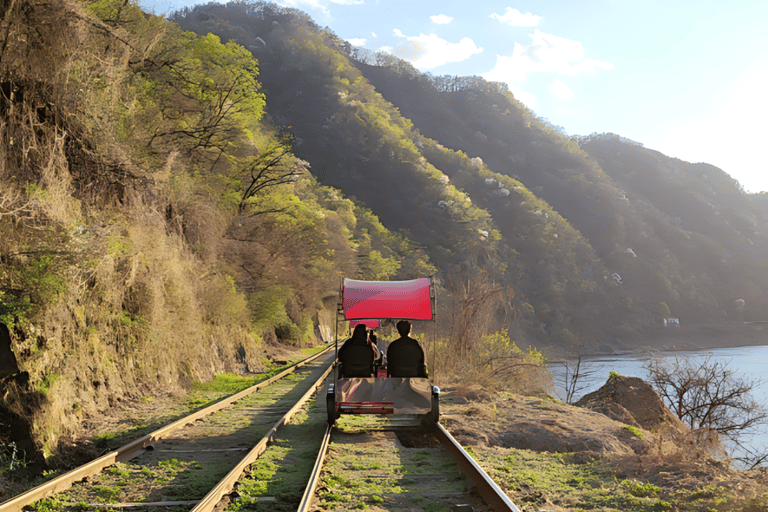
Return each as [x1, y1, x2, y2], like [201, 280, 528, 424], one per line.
[575, 375, 687, 434]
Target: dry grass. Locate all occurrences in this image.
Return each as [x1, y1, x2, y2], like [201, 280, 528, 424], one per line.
[0, 0, 268, 461]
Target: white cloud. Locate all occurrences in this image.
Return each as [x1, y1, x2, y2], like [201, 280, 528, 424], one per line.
[490, 7, 542, 27]
[484, 30, 613, 83]
[548, 79, 574, 100]
[391, 29, 482, 70]
[430, 14, 453, 25]
[482, 29, 612, 106]
[347, 37, 367, 46]
[329, 0, 363, 4]
[371, 31, 377, 38]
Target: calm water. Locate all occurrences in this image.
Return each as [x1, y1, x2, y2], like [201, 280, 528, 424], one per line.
[547, 344, 768, 465]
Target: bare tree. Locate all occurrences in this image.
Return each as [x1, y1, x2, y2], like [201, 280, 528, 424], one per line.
[560, 355, 600, 404]
[449, 274, 509, 358]
[644, 355, 768, 468]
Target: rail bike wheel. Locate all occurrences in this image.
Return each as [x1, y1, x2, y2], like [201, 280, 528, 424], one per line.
[326, 387, 340, 424]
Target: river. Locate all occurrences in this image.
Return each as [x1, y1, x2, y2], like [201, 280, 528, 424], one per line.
[547, 344, 768, 467]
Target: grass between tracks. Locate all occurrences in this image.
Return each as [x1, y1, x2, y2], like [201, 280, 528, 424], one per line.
[227, 395, 328, 512]
[90, 351, 327, 452]
[26, 459, 227, 511]
[312, 416, 470, 512]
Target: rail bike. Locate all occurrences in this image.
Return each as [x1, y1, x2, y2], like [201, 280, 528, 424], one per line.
[326, 277, 440, 424]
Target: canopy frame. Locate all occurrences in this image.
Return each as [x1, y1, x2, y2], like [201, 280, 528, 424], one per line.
[334, 277, 436, 380]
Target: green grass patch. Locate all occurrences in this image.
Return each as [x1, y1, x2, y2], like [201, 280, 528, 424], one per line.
[93, 485, 120, 503]
[300, 344, 330, 356]
[191, 354, 310, 395]
[623, 424, 644, 438]
[623, 479, 660, 498]
[191, 373, 262, 394]
[469, 446, 764, 511]
[228, 396, 327, 512]
[319, 420, 466, 507]
[30, 498, 64, 512]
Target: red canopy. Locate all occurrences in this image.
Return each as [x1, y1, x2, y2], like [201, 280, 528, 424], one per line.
[342, 278, 434, 320]
[350, 319, 381, 329]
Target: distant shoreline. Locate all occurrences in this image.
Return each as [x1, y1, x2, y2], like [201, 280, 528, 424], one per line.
[609, 322, 768, 356]
[543, 322, 768, 359]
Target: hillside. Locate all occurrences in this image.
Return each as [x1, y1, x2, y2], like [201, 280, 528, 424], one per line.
[172, 0, 768, 341]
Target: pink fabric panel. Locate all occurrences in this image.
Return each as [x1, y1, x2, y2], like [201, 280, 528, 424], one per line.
[350, 319, 381, 329]
[343, 278, 433, 320]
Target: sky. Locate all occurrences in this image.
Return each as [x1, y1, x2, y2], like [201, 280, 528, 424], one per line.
[140, 0, 768, 193]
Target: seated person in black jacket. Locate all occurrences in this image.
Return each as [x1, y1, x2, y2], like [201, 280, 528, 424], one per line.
[386, 320, 426, 377]
[338, 324, 376, 377]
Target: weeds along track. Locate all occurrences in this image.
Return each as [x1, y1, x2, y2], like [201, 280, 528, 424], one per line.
[296, 415, 522, 512]
[0, 347, 336, 512]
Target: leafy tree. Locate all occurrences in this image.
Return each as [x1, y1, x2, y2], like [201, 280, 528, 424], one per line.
[238, 132, 307, 214]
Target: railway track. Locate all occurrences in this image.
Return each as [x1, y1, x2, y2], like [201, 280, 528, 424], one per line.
[2, 347, 522, 512]
[296, 415, 522, 512]
[0, 347, 335, 512]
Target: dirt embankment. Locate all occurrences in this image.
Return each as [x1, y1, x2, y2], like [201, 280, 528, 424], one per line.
[442, 375, 768, 508]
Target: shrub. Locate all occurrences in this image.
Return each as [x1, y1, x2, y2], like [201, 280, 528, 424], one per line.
[622, 479, 660, 498]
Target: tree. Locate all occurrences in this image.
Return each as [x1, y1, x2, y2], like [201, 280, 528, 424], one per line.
[132, 29, 266, 168]
[644, 356, 768, 468]
[449, 274, 509, 358]
[237, 132, 306, 214]
[560, 355, 600, 404]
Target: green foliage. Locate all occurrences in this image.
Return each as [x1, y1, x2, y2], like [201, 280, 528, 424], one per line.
[622, 479, 660, 498]
[623, 425, 644, 439]
[609, 370, 623, 380]
[0, 254, 65, 329]
[237, 132, 304, 213]
[0, 291, 31, 330]
[93, 485, 120, 503]
[478, 329, 546, 370]
[35, 373, 61, 396]
[0, 442, 30, 474]
[30, 498, 63, 512]
[654, 301, 672, 317]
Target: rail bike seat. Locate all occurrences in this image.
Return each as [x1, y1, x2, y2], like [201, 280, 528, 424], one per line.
[338, 344, 376, 378]
[387, 342, 427, 377]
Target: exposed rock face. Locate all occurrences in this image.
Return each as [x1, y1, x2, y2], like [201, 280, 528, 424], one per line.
[575, 375, 687, 434]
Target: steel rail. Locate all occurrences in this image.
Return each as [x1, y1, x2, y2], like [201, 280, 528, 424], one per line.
[435, 423, 522, 512]
[190, 362, 336, 512]
[0, 345, 334, 512]
[297, 419, 522, 511]
[296, 422, 333, 511]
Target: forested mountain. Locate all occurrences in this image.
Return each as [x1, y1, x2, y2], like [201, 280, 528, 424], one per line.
[2, 0, 767, 463]
[172, 0, 768, 341]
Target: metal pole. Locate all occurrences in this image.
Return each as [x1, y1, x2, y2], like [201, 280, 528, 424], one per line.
[430, 275, 437, 379]
[335, 277, 342, 381]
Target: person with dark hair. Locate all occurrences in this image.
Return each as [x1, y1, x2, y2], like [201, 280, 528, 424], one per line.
[386, 320, 426, 377]
[368, 330, 383, 364]
[338, 324, 377, 377]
